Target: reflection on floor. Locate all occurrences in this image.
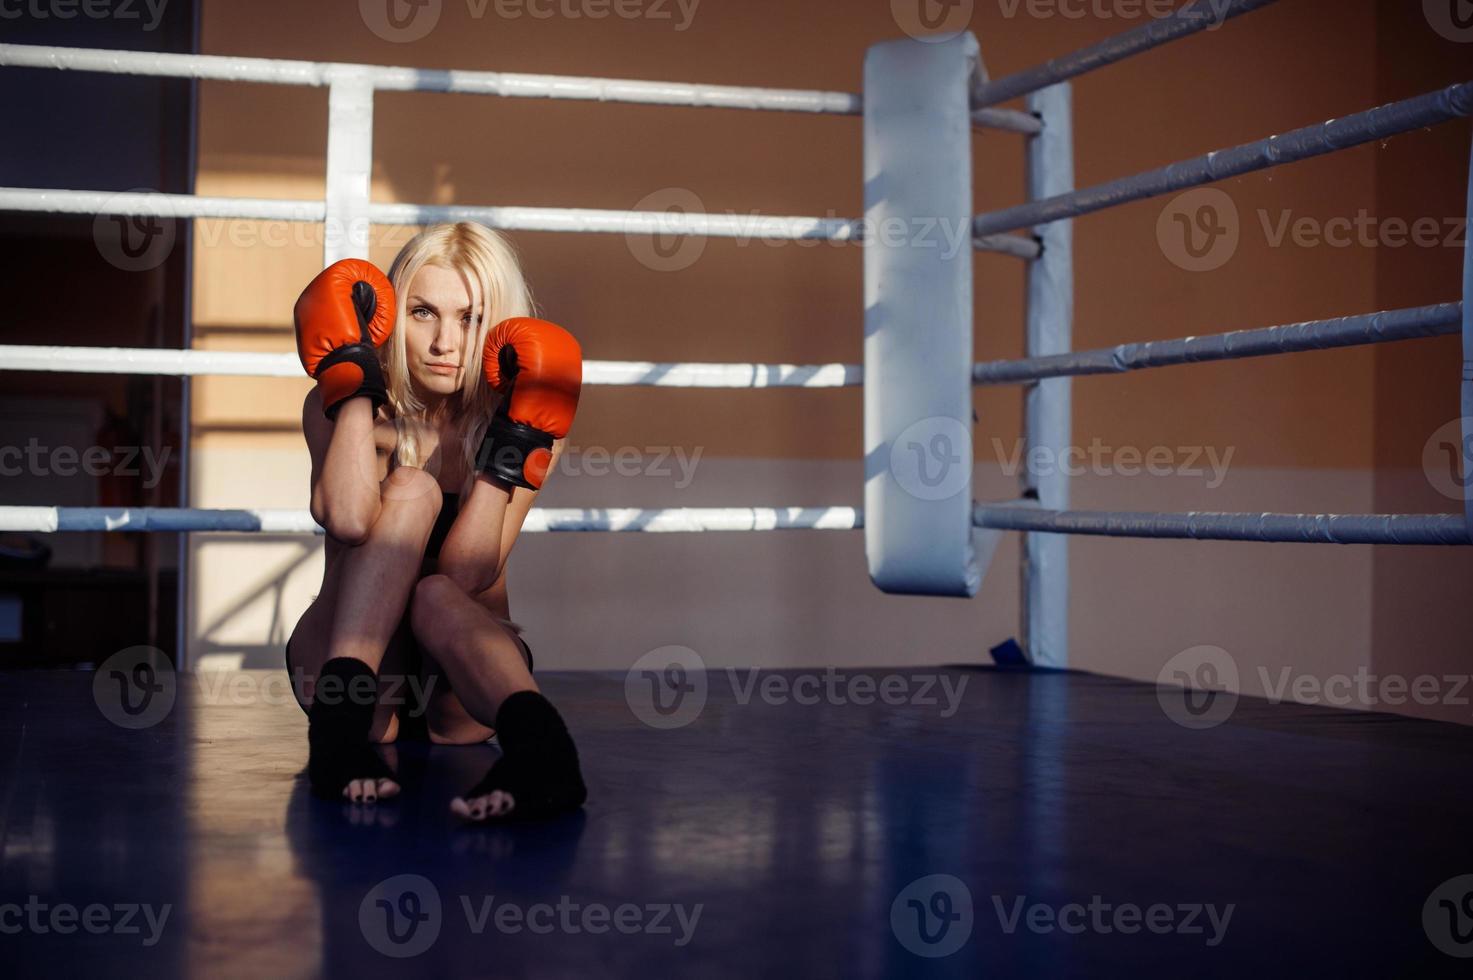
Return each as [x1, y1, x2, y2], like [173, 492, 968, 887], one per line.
[1, 665, 1472, 978]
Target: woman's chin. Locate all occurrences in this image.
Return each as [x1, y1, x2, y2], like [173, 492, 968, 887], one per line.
[414, 373, 459, 397]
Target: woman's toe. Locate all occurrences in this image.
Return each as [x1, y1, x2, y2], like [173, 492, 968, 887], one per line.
[450, 790, 515, 822]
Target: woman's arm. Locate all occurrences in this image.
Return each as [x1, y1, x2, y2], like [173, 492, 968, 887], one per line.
[304, 389, 383, 545]
[437, 437, 566, 596]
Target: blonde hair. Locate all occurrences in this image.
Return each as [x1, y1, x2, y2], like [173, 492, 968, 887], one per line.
[379, 222, 536, 496]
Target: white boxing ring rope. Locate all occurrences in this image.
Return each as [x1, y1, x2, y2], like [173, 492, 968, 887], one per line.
[0, 41, 1043, 135]
[0, 506, 865, 535]
[3, 503, 1467, 546]
[0, 187, 1043, 260]
[969, 0, 1283, 109]
[973, 81, 1473, 238]
[1, 11, 1470, 673]
[3, 302, 1459, 384]
[0, 345, 865, 388]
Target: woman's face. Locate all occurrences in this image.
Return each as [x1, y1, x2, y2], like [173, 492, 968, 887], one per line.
[402, 263, 481, 400]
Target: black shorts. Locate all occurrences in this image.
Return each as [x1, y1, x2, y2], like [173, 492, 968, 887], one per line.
[284, 619, 534, 736]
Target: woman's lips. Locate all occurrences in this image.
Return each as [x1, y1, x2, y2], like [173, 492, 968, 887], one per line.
[427, 364, 459, 376]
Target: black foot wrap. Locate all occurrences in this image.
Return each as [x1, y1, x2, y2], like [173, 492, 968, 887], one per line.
[308, 657, 394, 800]
[462, 690, 587, 820]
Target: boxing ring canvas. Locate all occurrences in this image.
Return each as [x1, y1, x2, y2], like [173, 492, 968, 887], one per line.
[2, 0, 1473, 974]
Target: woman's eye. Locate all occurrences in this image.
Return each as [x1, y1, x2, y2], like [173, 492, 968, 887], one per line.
[412, 307, 433, 319]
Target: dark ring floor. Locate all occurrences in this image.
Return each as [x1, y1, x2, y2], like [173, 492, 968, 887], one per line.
[2, 665, 1472, 978]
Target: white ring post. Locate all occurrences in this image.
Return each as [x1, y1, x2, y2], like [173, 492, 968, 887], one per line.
[863, 33, 984, 596]
[1022, 83, 1074, 667]
[324, 68, 374, 264]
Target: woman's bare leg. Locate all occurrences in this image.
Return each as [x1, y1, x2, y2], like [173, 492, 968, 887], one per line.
[412, 619, 530, 745]
[288, 596, 418, 745]
[410, 574, 585, 821]
[409, 574, 535, 729]
[326, 465, 443, 672]
[294, 465, 442, 802]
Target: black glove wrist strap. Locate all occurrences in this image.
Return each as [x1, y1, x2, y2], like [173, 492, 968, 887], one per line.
[476, 409, 553, 490]
[317, 343, 387, 420]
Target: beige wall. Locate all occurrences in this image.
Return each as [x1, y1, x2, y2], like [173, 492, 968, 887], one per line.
[187, 0, 1472, 722]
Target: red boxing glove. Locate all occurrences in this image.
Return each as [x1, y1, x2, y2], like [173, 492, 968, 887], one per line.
[294, 259, 396, 419]
[477, 318, 583, 490]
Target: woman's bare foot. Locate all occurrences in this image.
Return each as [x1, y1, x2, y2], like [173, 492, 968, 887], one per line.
[450, 691, 586, 823]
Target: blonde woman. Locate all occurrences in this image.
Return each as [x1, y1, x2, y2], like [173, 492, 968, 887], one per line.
[286, 222, 586, 822]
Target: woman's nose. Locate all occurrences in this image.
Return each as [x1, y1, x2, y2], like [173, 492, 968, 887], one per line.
[430, 325, 458, 356]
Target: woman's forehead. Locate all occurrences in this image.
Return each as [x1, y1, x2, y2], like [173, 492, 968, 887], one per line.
[408, 263, 480, 307]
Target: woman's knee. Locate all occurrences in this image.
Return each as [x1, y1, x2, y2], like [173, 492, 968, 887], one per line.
[379, 466, 443, 523]
[410, 574, 461, 650]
